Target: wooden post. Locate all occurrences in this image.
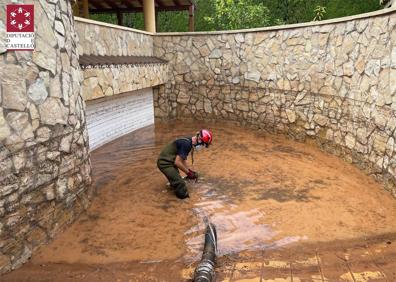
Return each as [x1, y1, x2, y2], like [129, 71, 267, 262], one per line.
[117, 12, 123, 26]
[188, 4, 195, 32]
[82, 0, 89, 19]
[72, 1, 80, 17]
[156, 10, 159, 32]
[143, 0, 156, 33]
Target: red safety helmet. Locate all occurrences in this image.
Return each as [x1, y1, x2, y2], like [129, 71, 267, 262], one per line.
[199, 129, 213, 147]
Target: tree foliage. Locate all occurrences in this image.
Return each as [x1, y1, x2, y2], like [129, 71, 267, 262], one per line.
[313, 5, 327, 21]
[203, 0, 271, 30]
[90, 0, 382, 32]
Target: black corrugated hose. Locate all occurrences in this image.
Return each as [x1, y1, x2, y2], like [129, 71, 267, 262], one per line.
[193, 222, 217, 282]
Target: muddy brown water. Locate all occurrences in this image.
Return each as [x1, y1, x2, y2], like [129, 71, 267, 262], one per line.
[5, 121, 396, 281]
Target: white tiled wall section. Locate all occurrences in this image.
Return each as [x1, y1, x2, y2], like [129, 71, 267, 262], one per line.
[86, 88, 154, 150]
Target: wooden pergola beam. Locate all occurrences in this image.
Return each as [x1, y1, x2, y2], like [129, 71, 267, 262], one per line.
[188, 4, 194, 31]
[121, 0, 135, 8]
[155, 0, 165, 8]
[83, 0, 195, 30]
[143, 0, 156, 32]
[100, 0, 121, 10]
[89, 0, 110, 9]
[117, 11, 123, 25]
[173, 0, 182, 6]
[82, 0, 89, 18]
[73, 2, 80, 16]
[90, 5, 191, 13]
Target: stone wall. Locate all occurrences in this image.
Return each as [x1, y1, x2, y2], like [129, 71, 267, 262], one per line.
[153, 9, 396, 196]
[75, 18, 168, 101]
[81, 64, 168, 101]
[0, 0, 92, 273]
[0, 2, 394, 275]
[382, 0, 395, 8]
[75, 17, 154, 57]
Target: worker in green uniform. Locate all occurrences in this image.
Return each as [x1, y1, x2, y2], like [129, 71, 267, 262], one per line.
[157, 129, 213, 199]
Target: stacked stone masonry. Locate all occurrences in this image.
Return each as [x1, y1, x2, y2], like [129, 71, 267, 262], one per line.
[0, 1, 395, 276]
[75, 18, 168, 101]
[0, 0, 92, 273]
[75, 18, 154, 57]
[81, 64, 168, 101]
[153, 10, 396, 196]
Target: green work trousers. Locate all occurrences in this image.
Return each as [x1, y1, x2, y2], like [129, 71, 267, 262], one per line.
[157, 160, 189, 199]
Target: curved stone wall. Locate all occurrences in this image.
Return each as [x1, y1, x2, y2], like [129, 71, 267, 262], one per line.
[75, 18, 168, 102]
[154, 9, 396, 196]
[0, 2, 394, 275]
[75, 17, 154, 57]
[0, 0, 92, 273]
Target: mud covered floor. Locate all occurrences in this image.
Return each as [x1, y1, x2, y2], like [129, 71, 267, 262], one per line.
[5, 121, 396, 281]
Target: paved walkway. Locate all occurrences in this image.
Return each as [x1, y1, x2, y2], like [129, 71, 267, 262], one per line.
[179, 241, 396, 281]
[205, 234, 395, 281]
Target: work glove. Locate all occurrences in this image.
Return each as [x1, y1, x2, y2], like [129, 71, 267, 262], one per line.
[186, 169, 199, 181]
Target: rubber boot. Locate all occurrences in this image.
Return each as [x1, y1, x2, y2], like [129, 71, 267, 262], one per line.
[175, 182, 189, 199]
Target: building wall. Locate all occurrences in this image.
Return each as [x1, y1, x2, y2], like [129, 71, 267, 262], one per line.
[0, 0, 92, 273]
[75, 18, 168, 102]
[153, 9, 396, 196]
[86, 88, 154, 150]
[74, 18, 166, 151]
